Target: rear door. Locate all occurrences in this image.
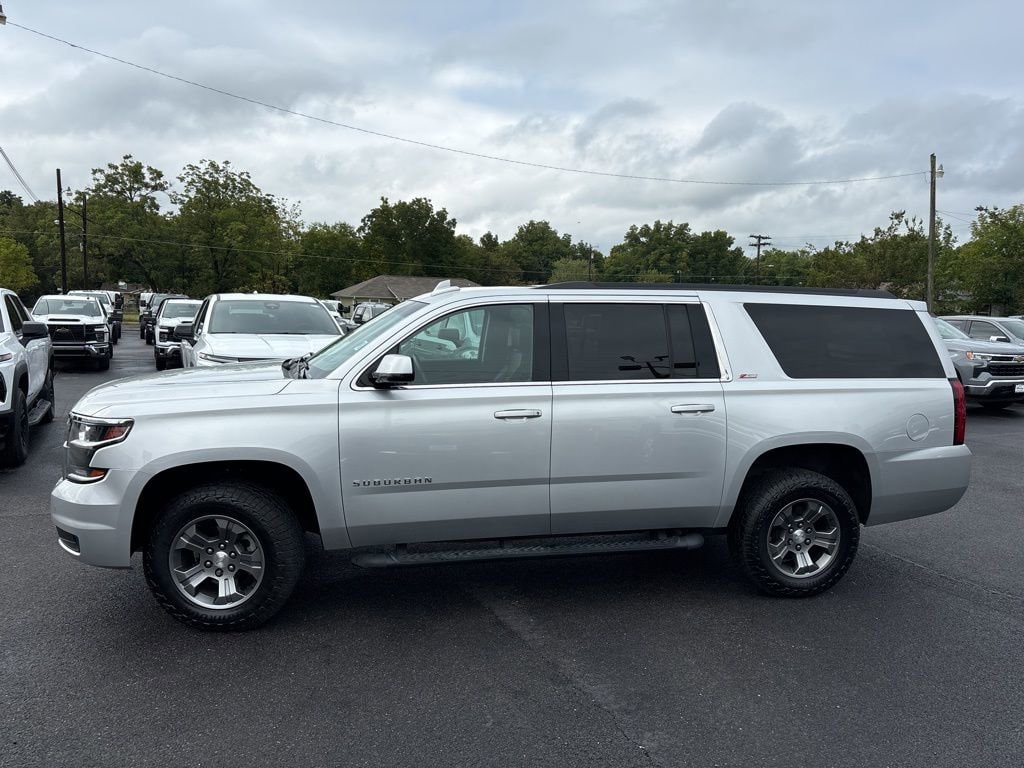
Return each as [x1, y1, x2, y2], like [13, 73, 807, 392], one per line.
[548, 299, 728, 534]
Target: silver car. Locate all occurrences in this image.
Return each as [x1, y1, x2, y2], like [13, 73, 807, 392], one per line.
[52, 283, 970, 630]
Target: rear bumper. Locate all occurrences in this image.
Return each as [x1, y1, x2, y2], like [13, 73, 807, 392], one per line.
[868, 444, 972, 526]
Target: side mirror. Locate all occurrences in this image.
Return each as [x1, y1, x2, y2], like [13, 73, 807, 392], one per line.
[370, 354, 414, 387]
[20, 321, 49, 343]
[173, 322, 195, 343]
[990, 335, 1010, 343]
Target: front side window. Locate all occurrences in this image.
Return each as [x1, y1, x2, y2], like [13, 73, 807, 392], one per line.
[4, 296, 23, 332]
[397, 304, 534, 385]
[968, 321, 1000, 340]
[306, 300, 426, 379]
[207, 300, 339, 335]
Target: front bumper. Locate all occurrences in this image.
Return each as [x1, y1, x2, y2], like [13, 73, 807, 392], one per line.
[53, 342, 111, 359]
[50, 470, 136, 568]
[962, 377, 1024, 402]
[154, 341, 182, 359]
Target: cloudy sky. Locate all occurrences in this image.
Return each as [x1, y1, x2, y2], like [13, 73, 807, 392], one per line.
[2, 0, 1023, 254]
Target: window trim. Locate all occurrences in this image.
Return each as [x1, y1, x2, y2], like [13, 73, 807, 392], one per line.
[352, 300, 550, 391]
[550, 299, 730, 385]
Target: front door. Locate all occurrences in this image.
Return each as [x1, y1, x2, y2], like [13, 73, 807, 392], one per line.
[340, 302, 552, 547]
[5, 295, 46, 401]
[549, 300, 728, 533]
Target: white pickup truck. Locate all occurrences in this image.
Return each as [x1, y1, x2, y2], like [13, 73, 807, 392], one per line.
[0, 287, 56, 466]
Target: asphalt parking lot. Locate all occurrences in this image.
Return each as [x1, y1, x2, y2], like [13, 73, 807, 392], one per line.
[2, 330, 1022, 768]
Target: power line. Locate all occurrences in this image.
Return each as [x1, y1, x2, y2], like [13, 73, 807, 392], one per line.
[0, 144, 40, 201]
[8, 22, 928, 188]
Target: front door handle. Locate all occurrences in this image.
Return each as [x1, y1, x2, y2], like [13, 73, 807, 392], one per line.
[494, 409, 542, 420]
[671, 403, 716, 414]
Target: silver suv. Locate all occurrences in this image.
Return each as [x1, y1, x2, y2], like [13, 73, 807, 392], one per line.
[51, 283, 971, 630]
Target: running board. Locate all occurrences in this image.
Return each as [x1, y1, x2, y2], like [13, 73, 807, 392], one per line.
[352, 532, 704, 568]
[27, 399, 51, 427]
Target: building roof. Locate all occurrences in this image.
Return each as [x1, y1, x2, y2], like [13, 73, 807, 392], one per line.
[331, 275, 479, 301]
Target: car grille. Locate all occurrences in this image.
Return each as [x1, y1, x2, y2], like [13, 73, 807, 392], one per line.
[989, 362, 1024, 377]
[49, 324, 85, 341]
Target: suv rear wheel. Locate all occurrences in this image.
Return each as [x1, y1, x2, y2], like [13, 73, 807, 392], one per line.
[143, 482, 306, 630]
[730, 468, 860, 597]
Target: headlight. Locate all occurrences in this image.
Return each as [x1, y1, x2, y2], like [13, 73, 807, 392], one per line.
[965, 351, 994, 362]
[198, 352, 238, 363]
[64, 414, 133, 483]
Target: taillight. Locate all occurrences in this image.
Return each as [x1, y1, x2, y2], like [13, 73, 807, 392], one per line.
[950, 377, 966, 445]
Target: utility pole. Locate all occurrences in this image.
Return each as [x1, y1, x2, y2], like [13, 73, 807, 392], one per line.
[81, 194, 88, 287]
[927, 153, 943, 312]
[56, 169, 68, 294]
[749, 234, 771, 285]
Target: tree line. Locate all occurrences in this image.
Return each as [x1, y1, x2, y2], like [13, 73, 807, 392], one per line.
[1, 154, 1023, 313]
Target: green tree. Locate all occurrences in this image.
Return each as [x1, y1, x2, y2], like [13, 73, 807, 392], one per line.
[0, 237, 39, 293]
[499, 221, 572, 283]
[358, 197, 459, 278]
[603, 221, 691, 281]
[295, 222, 361, 297]
[752, 248, 813, 286]
[548, 257, 592, 283]
[943, 205, 1024, 313]
[686, 230, 746, 282]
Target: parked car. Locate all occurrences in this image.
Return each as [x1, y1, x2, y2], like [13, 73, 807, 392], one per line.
[319, 299, 345, 328]
[51, 282, 971, 630]
[941, 315, 1024, 346]
[32, 295, 113, 371]
[0, 287, 55, 466]
[177, 293, 342, 367]
[141, 293, 187, 344]
[351, 301, 390, 326]
[153, 298, 202, 371]
[68, 290, 121, 344]
[934, 317, 1024, 409]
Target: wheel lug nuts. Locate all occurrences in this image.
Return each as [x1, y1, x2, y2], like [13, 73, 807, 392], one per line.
[219, 543, 226, 549]
[206, 548, 213, 554]
[229, 551, 237, 558]
[228, 564, 235, 572]
[215, 568, 223, 576]
[205, 560, 212, 568]
[796, 545, 801, 551]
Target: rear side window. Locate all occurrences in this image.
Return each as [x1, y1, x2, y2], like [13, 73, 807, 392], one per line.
[559, 303, 720, 381]
[745, 304, 944, 378]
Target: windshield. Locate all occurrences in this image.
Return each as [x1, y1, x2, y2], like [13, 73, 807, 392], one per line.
[306, 300, 424, 379]
[998, 319, 1024, 339]
[33, 297, 103, 318]
[935, 317, 970, 340]
[208, 299, 340, 335]
[160, 300, 201, 320]
[71, 291, 112, 309]
[322, 300, 339, 312]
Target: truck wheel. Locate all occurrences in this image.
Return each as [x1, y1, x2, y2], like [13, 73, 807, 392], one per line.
[0, 385, 29, 467]
[139, 325, 145, 339]
[143, 483, 306, 630]
[155, 354, 166, 371]
[729, 468, 859, 597]
[40, 367, 55, 424]
[96, 355, 110, 372]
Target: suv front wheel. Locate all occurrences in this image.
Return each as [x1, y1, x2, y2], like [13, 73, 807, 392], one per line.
[143, 482, 306, 630]
[730, 468, 860, 597]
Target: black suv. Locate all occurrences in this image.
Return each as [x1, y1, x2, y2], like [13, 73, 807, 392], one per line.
[141, 293, 187, 344]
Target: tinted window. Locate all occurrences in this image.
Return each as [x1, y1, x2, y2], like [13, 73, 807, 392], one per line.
[668, 304, 721, 379]
[33, 297, 103, 318]
[564, 304, 670, 380]
[944, 318, 967, 330]
[4, 296, 23, 332]
[745, 304, 944, 378]
[160, 301, 201, 320]
[999, 319, 1024, 339]
[398, 304, 533, 385]
[968, 321, 1000, 340]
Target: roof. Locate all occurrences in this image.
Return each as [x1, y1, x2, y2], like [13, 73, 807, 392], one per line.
[214, 293, 319, 302]
[540, 282, 896, 298]
[331, 275, 479, 301]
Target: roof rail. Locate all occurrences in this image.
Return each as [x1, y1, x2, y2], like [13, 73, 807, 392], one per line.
[537, 281, 897, 299]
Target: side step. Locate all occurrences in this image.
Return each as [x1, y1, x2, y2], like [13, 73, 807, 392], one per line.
[27, 399, 51, 427]
[351, 532, 704, 568]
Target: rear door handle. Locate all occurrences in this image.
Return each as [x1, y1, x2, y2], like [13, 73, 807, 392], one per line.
[494, 409, 542, 420]
[671, 403, 716, 414]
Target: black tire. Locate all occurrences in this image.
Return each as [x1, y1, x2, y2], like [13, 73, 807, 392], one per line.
[139, 324, 146, 339]
[729, 468, 860, 597]
[145, 330, 154, 346]
[155, 355, 166, 371]
[95, 355, 110, 372]
[143, 482, 306, 630]
[40, 366, 55, 424]
[980, 402, 1012, 411]
[0, 385, 29, 467]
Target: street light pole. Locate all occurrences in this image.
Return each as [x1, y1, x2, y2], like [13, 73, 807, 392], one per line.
[81, 194, 88, 286]
[927, 153, 944, 312]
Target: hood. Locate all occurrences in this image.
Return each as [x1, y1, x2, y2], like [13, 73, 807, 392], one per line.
[941, 337, 1024, 355]
[35, 314, 103, 323]
[72, 362, 290, 417]
[205, 333, 339, 360]
[157, 316, 195, 328]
